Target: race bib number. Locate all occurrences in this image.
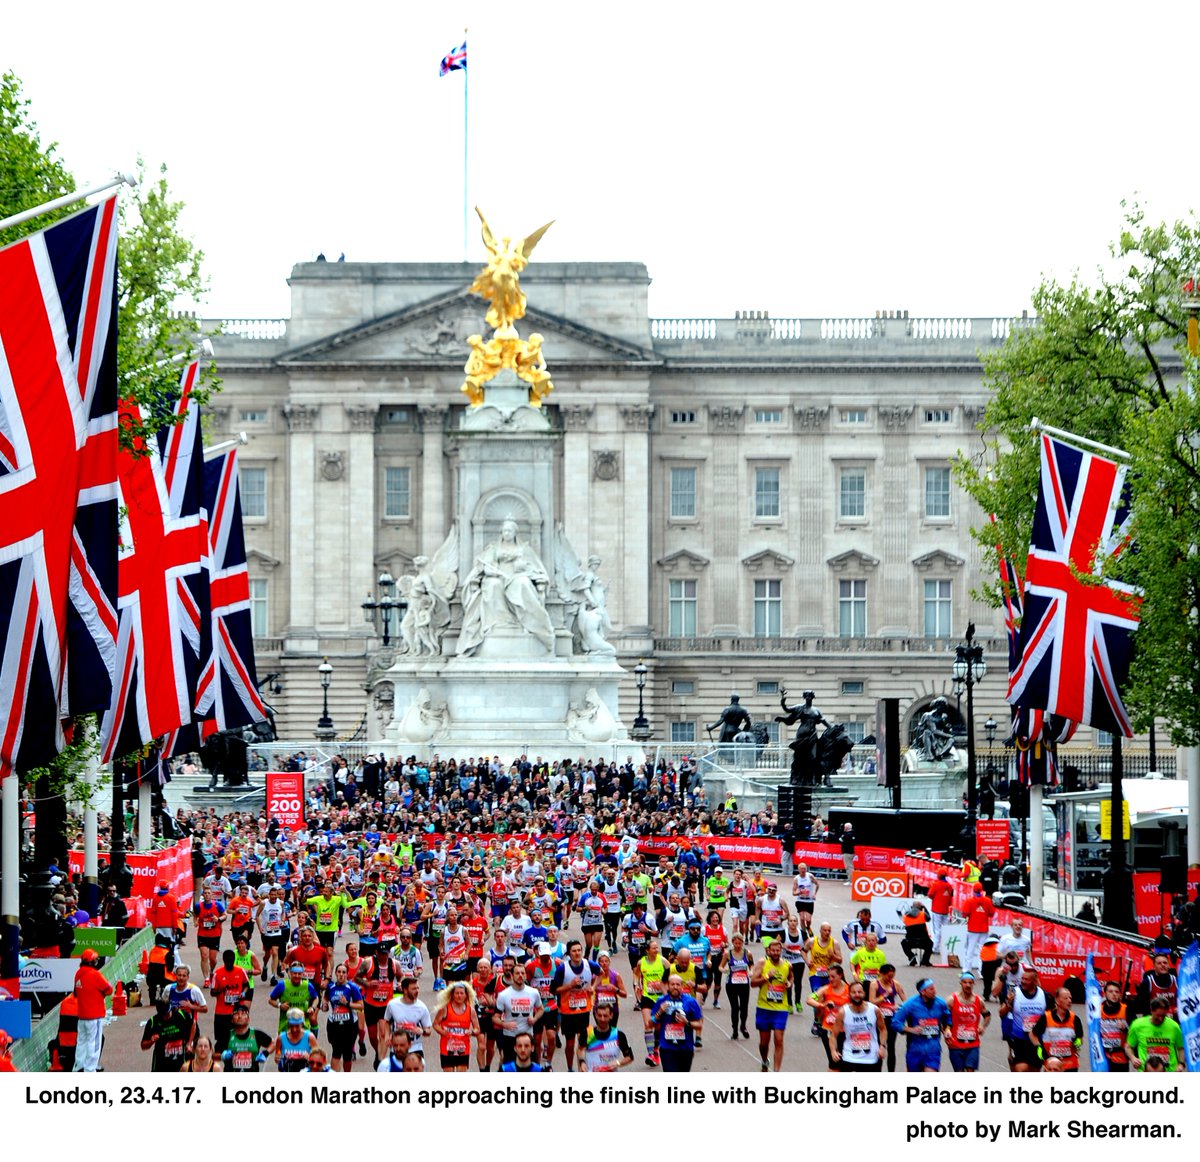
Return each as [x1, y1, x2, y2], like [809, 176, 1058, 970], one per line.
[231, 1050, 253, 1070]
[565, 989, 590, 1012]
[731, 970, 749, 985]
[645, 979, 663, 995]
[664, 1022, 685, 1042]
[766, 985, 785, 1005]
[849, 1032, 871, 1052]
[318, 910, 334, 926]
[223, 991, 242, 1006]
[445, 1034, 469, 1056]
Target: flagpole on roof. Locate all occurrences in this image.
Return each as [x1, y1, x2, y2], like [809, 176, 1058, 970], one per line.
[0, 170, 137, 235]
[1029, 417, 1131, 461]
[463, 26, 470, 263]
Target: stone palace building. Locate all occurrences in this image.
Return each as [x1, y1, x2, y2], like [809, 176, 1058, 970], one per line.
[206, 259, 1028, 747]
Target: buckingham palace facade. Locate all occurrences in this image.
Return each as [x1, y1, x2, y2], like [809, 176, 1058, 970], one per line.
[206, 259, 1022, 745]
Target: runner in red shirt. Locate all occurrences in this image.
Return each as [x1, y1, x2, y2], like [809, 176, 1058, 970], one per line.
[210, 949, 251, 1052]
[463, 903, 489, 974]
[944, 971, 990, 1072]
[284, 925, 327, 988]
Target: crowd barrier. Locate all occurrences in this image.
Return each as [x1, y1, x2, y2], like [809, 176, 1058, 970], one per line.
[67, 838, 194, 926]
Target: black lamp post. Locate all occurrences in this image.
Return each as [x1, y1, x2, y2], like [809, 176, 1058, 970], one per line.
[631, 660, 651, 741]
[980, 716, 998, 819]
[953, 623, 987, 849]
[315, 656, 335, 741]
[361, 571, 404, 647]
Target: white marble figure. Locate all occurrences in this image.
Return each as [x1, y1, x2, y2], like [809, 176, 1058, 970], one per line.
[457, 518, 555, 655]
[395, 686, 450, 743]
[565, 687, 619, 743]
[553, 526, 616, 656]
[397, 526, 458, 656]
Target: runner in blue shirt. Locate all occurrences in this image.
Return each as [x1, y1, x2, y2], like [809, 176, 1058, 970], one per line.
[892, 978, 951, 1072]
[321, 963, 365, 1072]
[651, 974, 705, 1072]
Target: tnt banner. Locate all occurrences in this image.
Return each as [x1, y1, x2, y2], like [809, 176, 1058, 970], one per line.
[975, 820, 1011, 862]
[266, 770, 306, 831]
[851, 870, 908, 902]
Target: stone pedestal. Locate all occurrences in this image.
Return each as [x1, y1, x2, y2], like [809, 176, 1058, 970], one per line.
[381, 653, 633, 761]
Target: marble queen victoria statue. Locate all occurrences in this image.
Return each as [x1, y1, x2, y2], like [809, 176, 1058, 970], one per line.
[457, 518, 556, 655]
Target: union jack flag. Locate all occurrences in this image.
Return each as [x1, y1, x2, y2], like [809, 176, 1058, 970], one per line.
[167, 446, 267, 757]
[0, 199, 120, 780]
[1007, 433, 1141, 739]
[100, 365, 209, 762]
[990, 513, 1074, 784]
[439, 40, 467, 75]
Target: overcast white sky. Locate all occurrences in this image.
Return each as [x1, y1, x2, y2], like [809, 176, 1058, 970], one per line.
[6, 2, 1197, 323]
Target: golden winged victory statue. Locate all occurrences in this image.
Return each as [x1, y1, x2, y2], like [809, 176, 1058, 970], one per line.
[461, 208, 557, 407]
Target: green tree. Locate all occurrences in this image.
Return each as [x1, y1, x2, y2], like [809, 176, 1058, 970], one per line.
[957, 204, 1200, 744]
[2, 72, 220, 847]
[1, 71, 217, 444]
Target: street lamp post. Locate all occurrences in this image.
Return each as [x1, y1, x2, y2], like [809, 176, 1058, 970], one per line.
[981, 716, 998, 819]
[953, 623, 987, 851]
[361, 572, 404, 647]
[315, 656, 335, 741]
[631, 660, 651, 741]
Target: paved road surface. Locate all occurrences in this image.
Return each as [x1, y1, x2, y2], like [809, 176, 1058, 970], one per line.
[89, 871, 1075, 1074]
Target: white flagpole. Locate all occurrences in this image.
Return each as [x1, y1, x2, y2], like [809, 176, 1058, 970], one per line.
[1029, 783, 1044, 909]
[204, 432, 249, 459]
[1, 774, 18, 989]
[463, 26, 469, 263]
[1029, 417, 1131, 461]
[0, 170, 137, 234]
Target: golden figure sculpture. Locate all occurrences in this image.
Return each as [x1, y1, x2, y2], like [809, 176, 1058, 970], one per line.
[460, 209, 557, 408]
[468, 208, 553, 331]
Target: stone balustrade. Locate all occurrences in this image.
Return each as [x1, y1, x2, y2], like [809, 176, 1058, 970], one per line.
[652, 634, 1008, 654]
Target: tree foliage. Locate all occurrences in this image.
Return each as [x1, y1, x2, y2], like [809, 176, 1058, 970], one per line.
[956, 204, 1200, 744]
[1, 71, 217, 446]
[2, 72, 220, 795]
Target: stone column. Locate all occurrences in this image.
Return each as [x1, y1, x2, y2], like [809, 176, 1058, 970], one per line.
[346, 404, 378, 622]
[619, 404, 654, 634]
[419, 404, 448, 552]
[877, 405, 914, 634]
[708, 404, 744, 634]
[561, 405, 593, 562]
[282, 402, 320, 639]
[793, 405, 829, 633]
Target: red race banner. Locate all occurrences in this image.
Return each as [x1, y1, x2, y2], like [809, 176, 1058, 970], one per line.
[266, 770, 306, 831]
[1133, 872, 1161, 938]
[793, 842, 845, 870]
[67, 838, 193, 921]
[975, 820, 1011, 862]
[597, 835, 783, 865]
[855, 846, 908, 873]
